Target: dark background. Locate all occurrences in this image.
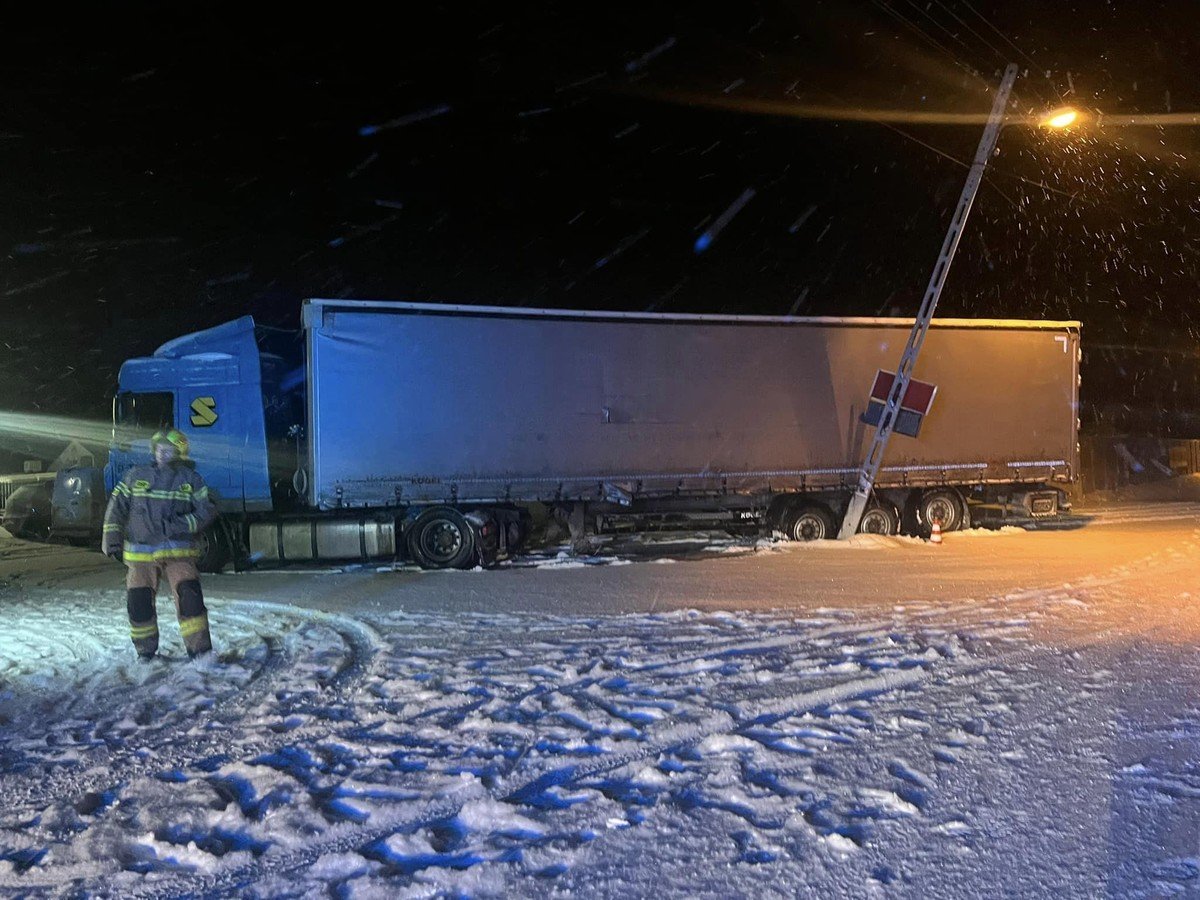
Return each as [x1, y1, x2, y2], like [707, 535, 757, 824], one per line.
[4, 1, 1200, 464]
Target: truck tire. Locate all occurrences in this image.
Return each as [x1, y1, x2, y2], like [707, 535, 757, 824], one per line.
[918, 488, 966, 533]
[858, 502, 900, 536]
[783, 503, 835, 542]
[407, 507, 477, 570]
[196, 523, 232, 573]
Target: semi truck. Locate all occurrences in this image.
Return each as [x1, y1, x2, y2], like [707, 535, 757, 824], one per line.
[52, 300, 1081, 570]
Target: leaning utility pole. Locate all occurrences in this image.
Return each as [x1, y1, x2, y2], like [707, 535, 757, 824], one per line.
[838, 63, 1019, 540]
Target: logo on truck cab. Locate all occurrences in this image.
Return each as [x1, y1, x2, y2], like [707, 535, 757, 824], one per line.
[190, 396, 218, 427]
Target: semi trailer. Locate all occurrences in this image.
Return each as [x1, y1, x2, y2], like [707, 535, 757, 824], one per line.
[52, 300, 1081, 569]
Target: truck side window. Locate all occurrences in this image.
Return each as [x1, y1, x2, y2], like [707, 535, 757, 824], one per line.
[115, 391, 175, 440]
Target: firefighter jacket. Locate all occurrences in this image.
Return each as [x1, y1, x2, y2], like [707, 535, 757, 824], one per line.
[102, 461, 219, 562]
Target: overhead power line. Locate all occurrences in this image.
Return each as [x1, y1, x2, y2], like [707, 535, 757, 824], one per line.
[870, 0, 985, 82]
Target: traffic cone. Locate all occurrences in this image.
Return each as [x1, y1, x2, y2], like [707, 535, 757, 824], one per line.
[929, 519, 943, 545]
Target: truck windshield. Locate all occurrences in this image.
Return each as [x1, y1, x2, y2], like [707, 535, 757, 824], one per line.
[114, 392, 174, 442]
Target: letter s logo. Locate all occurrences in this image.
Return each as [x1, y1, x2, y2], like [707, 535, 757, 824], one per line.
[190, 397, 218, 427]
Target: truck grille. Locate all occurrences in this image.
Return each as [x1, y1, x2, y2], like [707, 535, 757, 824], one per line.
[0, 474, 55, 514]
[0, 481, 14, 512]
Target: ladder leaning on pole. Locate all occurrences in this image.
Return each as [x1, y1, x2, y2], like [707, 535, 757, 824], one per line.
[838, 63, 1020, 540]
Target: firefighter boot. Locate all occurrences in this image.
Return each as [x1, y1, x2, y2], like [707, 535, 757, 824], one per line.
[177, 579, 212, 658]
[126, 586, 159, 659]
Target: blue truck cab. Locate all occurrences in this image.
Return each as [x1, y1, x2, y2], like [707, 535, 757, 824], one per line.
[104, 317, 301, 516]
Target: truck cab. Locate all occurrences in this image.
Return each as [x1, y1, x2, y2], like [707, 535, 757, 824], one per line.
[105, 316, 280, 515]
[65, 316, 305, 567]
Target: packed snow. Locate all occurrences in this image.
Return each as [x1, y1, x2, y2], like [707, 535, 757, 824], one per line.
[3, 516, 1200, 896]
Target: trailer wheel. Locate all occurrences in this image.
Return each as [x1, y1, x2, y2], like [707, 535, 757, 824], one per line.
[783, 503, 835, 542]
[858, 502, 900, 536]
[407, 507, 477, 570]
[918, 489, 966, 533]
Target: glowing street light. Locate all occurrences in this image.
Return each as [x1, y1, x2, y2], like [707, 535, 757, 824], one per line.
[1041, 107, 1079, 129]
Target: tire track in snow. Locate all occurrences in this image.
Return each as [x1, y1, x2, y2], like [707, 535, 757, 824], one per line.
[0, 600, 1157, 897]
[8, 529, 1200, 896]
[2, 630, 943, 897]
[1075, 502, 1200, 524]
[174, 537, 1200, 898]
[401, 612, 929, 728]
[575, 579, 1195, 881]
[155, 668, 933, 900]
[0, 598, 383, 833]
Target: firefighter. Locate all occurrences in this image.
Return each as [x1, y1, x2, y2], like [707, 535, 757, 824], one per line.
[102, 428, 219, 659]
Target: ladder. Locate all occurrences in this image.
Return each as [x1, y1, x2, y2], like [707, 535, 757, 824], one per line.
[839, 63, 1020, 540]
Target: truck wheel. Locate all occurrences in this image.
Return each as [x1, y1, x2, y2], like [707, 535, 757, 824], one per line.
[196, 524, 232, 573]
[783, 503, 835, 542]
[918, 489, 965, 533]
[407, 507, 477, 570]
[858, 502, 900, 536]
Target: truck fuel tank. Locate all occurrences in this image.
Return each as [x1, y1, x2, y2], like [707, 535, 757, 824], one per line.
[248, 517, 396, 564]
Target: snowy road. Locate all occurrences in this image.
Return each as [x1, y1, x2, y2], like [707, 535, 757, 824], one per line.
[3, 508, 1200, 896]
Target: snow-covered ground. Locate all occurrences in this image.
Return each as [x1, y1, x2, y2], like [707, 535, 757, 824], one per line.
[3, 511, 1200, 897]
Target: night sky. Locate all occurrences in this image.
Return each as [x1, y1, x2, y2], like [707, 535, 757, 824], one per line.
[6, 2, 1200, 447]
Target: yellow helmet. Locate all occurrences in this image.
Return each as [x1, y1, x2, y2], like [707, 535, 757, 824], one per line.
[151, 428, 190, 459]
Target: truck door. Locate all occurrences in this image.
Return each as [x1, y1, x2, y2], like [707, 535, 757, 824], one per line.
[109, 390, 176, 488]
[179, 388, 243, 510]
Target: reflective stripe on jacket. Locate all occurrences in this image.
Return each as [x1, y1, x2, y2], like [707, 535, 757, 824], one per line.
[102, 462, 218, 561]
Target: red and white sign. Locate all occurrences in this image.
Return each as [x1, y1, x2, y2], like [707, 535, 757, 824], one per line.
[863, 370, 938, 438]
[868, 370, 938, 416]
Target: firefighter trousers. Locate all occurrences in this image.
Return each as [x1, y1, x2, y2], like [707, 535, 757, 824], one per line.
[125, 559, 212, 658]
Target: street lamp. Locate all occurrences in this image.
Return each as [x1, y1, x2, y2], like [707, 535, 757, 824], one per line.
[1041, 107, 1079, 129]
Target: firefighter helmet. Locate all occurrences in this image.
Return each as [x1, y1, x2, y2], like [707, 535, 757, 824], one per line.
[151, 429, 190, 459]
